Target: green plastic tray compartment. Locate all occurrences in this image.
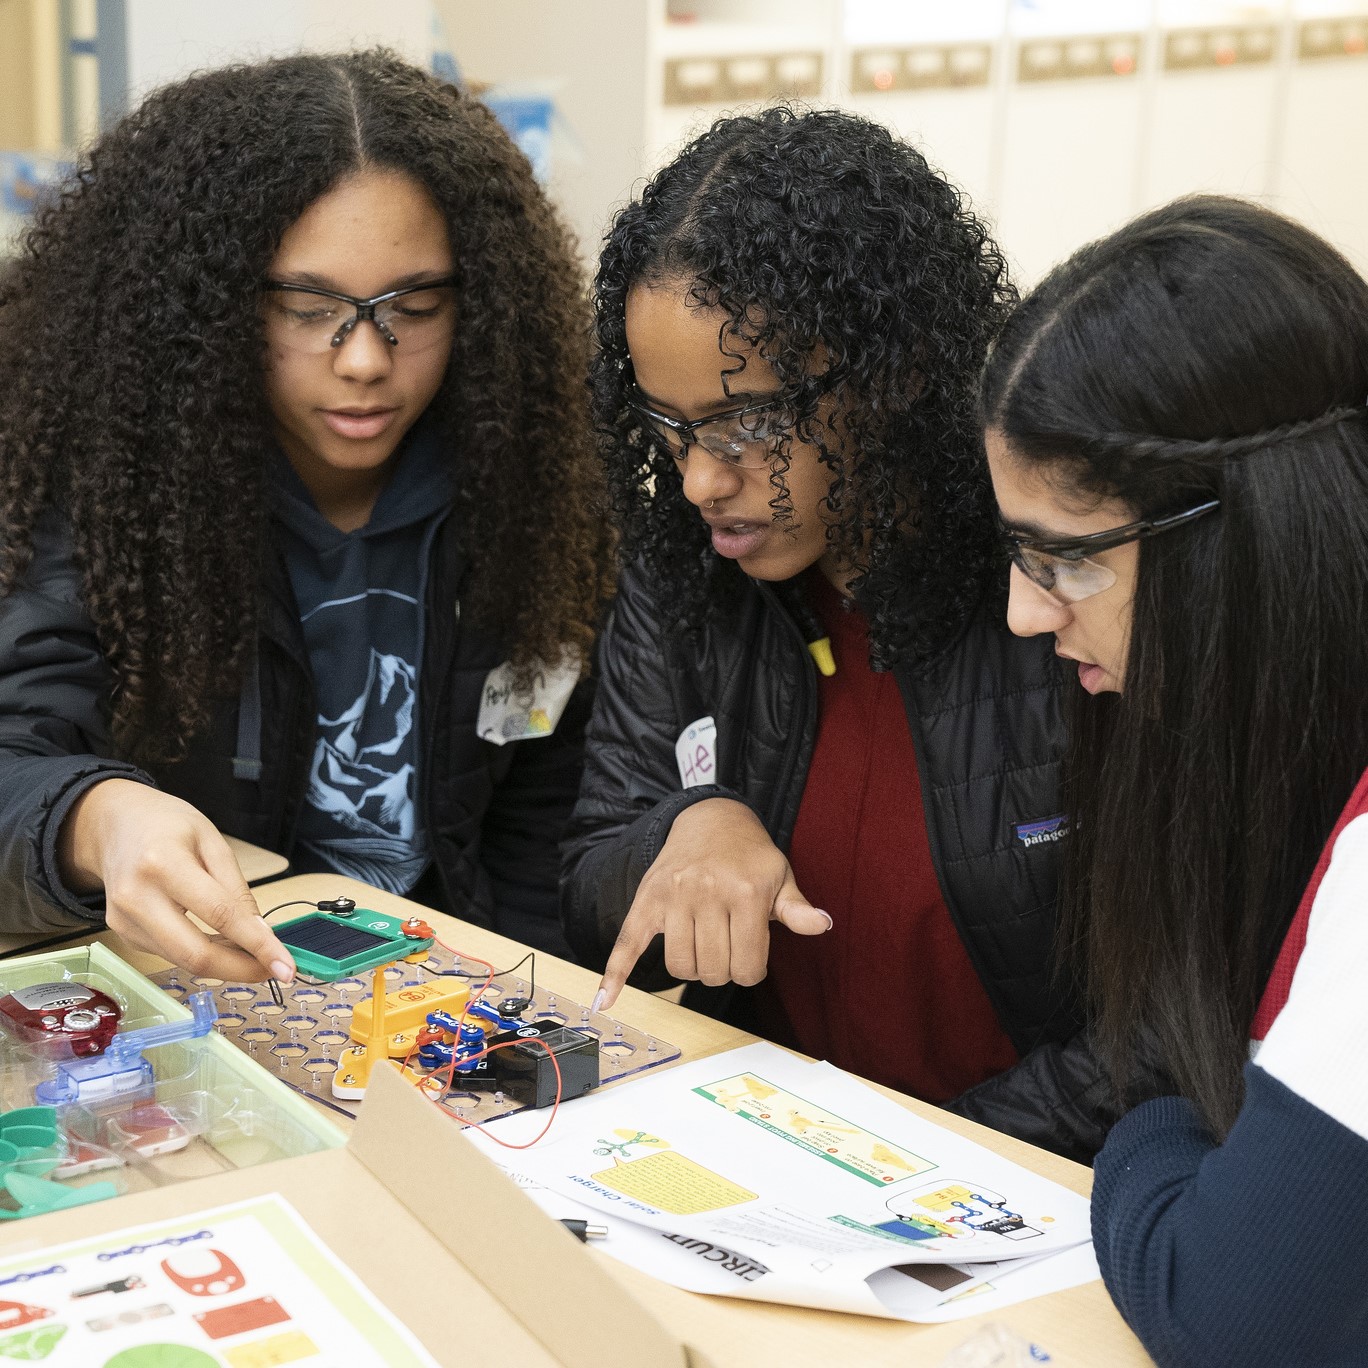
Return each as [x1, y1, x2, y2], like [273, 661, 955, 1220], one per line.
[0, 942, 345, 1162]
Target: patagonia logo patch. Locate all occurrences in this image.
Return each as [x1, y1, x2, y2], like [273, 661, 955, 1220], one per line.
[1013, 814, 1070, 848]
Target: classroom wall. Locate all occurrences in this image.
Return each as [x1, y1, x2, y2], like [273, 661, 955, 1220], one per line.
[3, 1, 1365, 285]
[0, 0, 61, 152]
[0, 0, 40, 149]
[118, 0, 432, 99]
[432, 0, 653, 261]
[441, 0, 1368, 283]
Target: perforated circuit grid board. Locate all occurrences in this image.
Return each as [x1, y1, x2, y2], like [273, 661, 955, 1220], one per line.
[150, 951, 680, 1124]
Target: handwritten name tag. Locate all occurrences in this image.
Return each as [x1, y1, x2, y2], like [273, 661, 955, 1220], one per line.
[676, 716, 717, 788]
[477, 658, 580, 746]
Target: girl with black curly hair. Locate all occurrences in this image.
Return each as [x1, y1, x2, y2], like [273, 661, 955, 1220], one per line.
[564, 108, 1151, 1158]
[0, 50, 612, 980]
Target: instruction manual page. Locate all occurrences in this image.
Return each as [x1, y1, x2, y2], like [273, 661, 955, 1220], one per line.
[468, 1042, 1098, 1322]
[0, 1195, 439, 1366]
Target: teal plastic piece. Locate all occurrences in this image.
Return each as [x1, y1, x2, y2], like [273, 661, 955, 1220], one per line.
[0, 1107, 60, 1182]
[0, 1104, 115, 1221]
[0, 1170, 117, 1219]
[273, 906, 434, 982]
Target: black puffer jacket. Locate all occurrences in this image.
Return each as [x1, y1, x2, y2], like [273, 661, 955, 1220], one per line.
[564, 563, 1161, 1161]
[0, 510, 590, 954]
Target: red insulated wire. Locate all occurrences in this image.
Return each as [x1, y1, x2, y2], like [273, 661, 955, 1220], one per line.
[398, 934, 563, 1148]
[430, 933, 495, 1032]
[405, 1033, 564, 1150]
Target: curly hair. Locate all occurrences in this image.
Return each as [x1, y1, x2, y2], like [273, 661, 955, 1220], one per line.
[591, 106, 1013, 667]
[0, 49, 612, 762]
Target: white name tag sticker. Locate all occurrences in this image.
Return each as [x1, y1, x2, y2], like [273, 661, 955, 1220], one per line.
[676, 715, 717, 789]
[477, 658, 580, 746]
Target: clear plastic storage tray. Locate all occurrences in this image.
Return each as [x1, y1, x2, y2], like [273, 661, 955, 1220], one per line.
[0, 944, 344, 1220]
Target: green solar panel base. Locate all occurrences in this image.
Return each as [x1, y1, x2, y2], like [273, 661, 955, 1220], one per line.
[273, 908, 434, 982]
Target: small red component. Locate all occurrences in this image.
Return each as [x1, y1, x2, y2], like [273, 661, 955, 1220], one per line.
[115, 1103, 192, 1157]
[161, 1248, 246, 1297]
[401, 917, 434, 939]
[194, 1296, 288, 1340]
[0, 982, 121, 1056]
[0, 1300, 52, 1330]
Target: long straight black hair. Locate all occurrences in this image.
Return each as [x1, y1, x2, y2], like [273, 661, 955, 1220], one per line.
[981, 196, 1368, 1136]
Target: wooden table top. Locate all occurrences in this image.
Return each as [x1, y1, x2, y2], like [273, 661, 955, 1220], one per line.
[48, 872, 1155, 1367]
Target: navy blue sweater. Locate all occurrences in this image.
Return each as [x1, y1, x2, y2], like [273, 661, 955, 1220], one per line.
[1092, 1062, 1368, 1367]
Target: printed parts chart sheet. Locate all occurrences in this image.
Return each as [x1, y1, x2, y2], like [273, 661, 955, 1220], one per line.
[0, 1195, 438, 1367]
[473, 1043, 1098, 1322]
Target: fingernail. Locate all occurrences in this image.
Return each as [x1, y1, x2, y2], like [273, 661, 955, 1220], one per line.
[591, 990, 606, 1015]
[816, 910, 833, 931]
[271, 960, 295, 983]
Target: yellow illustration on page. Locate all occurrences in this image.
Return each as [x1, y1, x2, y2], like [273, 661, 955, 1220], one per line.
[592, 1150, 758, 1214]
[695, 1073, 933, 1186]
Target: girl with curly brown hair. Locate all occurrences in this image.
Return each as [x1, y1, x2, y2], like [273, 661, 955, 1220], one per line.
[0, 50, 612, 981]
[564, 108, 1166, 1159]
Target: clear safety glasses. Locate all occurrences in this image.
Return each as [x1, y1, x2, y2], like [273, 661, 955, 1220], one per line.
[1006, 499, 1220, 604]
[261, 278, 458, 354]
[626, 386, 795, 470]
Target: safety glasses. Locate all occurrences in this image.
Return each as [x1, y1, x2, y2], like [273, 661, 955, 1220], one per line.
[261, 278, 458, 353]
[626, 386, 795, 470]
[1006, 499, 1220, 603]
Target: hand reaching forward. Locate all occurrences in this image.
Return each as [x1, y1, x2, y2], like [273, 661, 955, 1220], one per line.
[593, 797, 831, 1012]
[58, 778, 295, 983]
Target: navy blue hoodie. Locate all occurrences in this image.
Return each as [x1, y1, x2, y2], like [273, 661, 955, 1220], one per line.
[270, 422, 451, 894]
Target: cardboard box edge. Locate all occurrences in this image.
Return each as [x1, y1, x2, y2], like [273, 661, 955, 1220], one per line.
[351, 1060, 716, 1368]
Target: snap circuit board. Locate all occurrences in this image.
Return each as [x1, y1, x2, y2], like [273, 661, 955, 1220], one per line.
[150, 951, 680, 1125]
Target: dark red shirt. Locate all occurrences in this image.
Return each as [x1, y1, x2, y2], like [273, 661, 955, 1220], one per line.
[755, 572, 1019, 1102]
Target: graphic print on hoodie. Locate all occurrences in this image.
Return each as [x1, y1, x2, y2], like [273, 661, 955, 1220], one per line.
[271, 422, 452, 895]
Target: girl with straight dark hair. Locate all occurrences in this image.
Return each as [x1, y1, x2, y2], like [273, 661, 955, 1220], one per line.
[982, 194, 1368, 1366]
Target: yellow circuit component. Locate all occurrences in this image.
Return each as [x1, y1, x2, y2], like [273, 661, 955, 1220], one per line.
[333, 964, 392, 1101]
[348, 977, 471, 1056]
[807, 636, 837, 677]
